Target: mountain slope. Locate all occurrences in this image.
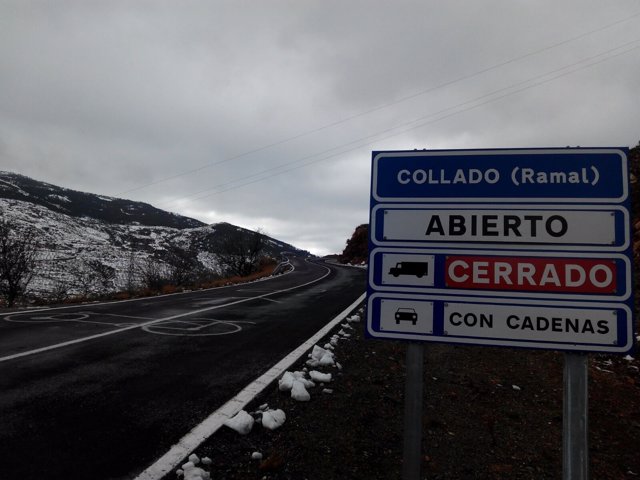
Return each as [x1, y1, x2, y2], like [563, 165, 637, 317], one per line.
[0, 171, 204, 229]
[0, 172, 305, 301]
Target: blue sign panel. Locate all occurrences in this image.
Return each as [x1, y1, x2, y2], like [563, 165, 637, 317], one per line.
[373, 148, 628, 202]
[366, 147, 634, 354]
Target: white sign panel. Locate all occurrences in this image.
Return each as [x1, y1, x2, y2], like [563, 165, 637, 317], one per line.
[382, 208, 615, 245]
[443, 303, 618, 345]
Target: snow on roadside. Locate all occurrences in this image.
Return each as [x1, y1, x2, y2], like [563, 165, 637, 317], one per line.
[309, 371, 332, 383]
[176, 454, 211, 480]
[306, 345, 335, 367]
[291, 378, 311, 402]
[261, 409, 286, 430]
[222, 410, 254, 435]
[174, 306, 365, 478]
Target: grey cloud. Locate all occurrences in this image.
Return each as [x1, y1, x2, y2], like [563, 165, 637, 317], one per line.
[1, 1, 639, 255]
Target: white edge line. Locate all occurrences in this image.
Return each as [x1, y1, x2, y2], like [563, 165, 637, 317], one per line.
[134, 291, 366, 480]
[0, 261, 326, 364]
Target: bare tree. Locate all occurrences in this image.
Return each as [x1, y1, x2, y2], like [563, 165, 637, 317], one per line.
[165, 244, 197, 287]
[125, 250, 139, 294]
[84, 259, 116, 293]
[68, 259, 94, 297]
[0, 218, 38, 307]
[141, 257, 169, 291]
[217, 228, 266, 277]
[48, 279, 70, 304]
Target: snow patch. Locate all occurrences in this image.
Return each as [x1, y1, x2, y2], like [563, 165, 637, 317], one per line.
[223, 410, 254, 435]
[0, 178, 30, 196]
[48, 194, 71, 203]
[278, 371, 295, 391]
[346, 314, 361, 323]
[309, 371, 332, 383]
[306, 345, 335, 367]
[291, 380, 311, 401]
[261, 409, 286, 430]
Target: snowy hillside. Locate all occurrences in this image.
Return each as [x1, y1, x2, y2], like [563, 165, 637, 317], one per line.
[0, 172, 304, 299]
[0, 171, 204, 229]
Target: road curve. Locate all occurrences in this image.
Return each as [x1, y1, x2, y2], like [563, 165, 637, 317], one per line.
[0, 257, 365, 480]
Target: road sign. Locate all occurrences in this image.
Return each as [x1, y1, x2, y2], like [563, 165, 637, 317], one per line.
[372, 148, 628, 202]
[366, 148, 634, 353]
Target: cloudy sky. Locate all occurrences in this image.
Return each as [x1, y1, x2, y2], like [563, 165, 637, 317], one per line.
[1, 1, 639, 255]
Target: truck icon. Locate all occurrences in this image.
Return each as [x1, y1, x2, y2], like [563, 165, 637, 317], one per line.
[389, 261, 429, 278]
[395, 308, 418, 325]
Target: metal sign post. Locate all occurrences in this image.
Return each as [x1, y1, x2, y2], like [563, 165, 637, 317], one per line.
[563, 352, 589, 480]
[402, 342, 424, 480]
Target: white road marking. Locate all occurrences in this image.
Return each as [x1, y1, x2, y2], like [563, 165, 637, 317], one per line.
[234, 289, 274, 293]
[4, 312, 135, 328]
[134, 292, 366, 480]
[0, 262, 330, 363]
[142, 319, 256, 337]
[260, 297, 282, 303]
[191, 297, 240, 306]
[5, 313, 92, 323]
[102, 313, 156, 321]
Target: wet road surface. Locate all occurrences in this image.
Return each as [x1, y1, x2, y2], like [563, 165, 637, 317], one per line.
[0, 258, 365, 480]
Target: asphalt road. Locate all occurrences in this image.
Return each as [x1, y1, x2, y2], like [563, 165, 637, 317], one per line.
[0, 257, 366, 480]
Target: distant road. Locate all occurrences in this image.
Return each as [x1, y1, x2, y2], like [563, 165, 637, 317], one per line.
[0, 257, 366, 480]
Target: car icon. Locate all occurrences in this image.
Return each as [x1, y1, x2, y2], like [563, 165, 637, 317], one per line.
[395, 307, 418, 325]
